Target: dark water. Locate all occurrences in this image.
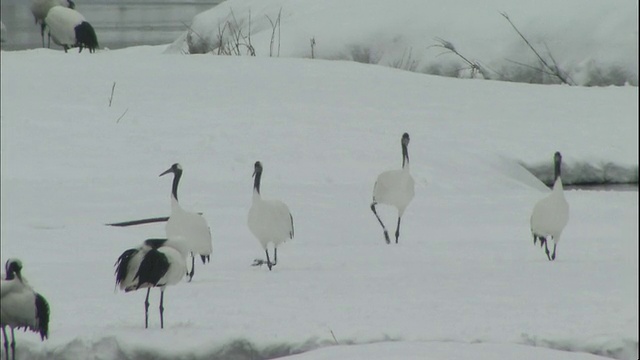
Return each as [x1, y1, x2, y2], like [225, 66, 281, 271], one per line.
[0, 0, 223, 51]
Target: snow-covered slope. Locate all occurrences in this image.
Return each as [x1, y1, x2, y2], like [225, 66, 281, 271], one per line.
[166, 0, 639, 86]
[0, 48, 638, 360]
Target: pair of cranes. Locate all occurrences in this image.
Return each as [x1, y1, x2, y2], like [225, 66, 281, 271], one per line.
[1, 133, 569, 356]
[30, 0, 98, 53]
[113, 160, 295, 330]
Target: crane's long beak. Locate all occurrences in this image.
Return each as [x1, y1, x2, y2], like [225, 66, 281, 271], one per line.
[159, 168, 173, 177]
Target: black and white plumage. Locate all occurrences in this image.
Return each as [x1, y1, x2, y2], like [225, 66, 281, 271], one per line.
[114, 238, 188, 329]
[30, 0, 75, 48]
[530, 151, 570, 261]
[1, 259, 50, 360]
[248, 161, 294, 271]
[45, 6, 98, 53]
[371, 132, 415, 244]
[160, 163, 213, 282]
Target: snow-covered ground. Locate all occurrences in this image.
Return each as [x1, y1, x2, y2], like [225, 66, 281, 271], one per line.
[166, 0, 639, 86]
[0, 46, 637, 359]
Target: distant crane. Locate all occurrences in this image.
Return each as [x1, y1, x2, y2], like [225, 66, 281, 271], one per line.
[1, 259, 50, 360]
[530, 151, 569, 261]
[371, 132, 415, 244]
[248, 161, 294, 270]
[115, 238, 188, 328]
[160, 163, 213, 281]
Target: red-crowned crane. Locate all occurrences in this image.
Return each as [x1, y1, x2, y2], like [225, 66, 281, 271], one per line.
[1, 259, 50, 360]
[115, 238, 188, 328]
[530, 151, 570, 261]
[371, 133, 415, 244]
[160, 163, 213, 281]
[248, 161, 294, 271]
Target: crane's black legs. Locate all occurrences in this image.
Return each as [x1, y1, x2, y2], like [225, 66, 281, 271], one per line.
[394, 217, 402, 244]
[144, 288, 150, 329]
[544, 240, 552, 261]
[265, 249, 274, 271]
[40, 23, 46, 48]
[10, 328, 15, 360]
[2, 325, 9, 360]
[159, 291, 165, 329]
[551, 243, 557, 261]
[252, 248, 278, 270]
[187, 252, 195, 282]
[371, 202, 390, 244]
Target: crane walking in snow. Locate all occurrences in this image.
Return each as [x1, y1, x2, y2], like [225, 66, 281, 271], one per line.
[371, 132, 415, 244]
[530, 151, 570, 261]
[160, 163, 212, 282]
[1, 259, 50, 360]
[115, 238, 188, 328]
[248, 161, 294, 271]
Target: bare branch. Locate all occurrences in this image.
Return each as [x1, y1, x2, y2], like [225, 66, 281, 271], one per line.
[108, 82, 116, 107]
[500, 12, 572, 85]
[115, 108, 128, 124]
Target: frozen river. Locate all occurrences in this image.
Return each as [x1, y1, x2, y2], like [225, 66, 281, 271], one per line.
[0, 0, 223, 51]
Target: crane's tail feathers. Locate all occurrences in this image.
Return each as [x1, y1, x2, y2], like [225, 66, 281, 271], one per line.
[200, 255, 210, 264]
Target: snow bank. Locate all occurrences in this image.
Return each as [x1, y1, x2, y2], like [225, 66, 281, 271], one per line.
[165, 0, 639, 86]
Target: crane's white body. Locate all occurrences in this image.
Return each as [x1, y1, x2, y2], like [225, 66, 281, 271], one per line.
[1, 259, 49, 360]
[166, 197, 213, 257]
[530, 177, 569, 244]
[44, 6, 84, 46]
[30, 0, 73, 26]
[1, 277, 41, 331]
[117, 239, 188, 292]
[248, 192, 294, 250]
[373, 165, 415, 217]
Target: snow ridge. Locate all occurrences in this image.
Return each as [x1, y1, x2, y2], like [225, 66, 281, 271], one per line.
[521, 161, 639, 186]
[12, 335, 638, 360]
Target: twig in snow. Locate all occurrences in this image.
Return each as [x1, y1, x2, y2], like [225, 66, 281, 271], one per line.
[329, 329, 339, 345]
[108, 82, 116, 107]
[115, 108, 128, 123]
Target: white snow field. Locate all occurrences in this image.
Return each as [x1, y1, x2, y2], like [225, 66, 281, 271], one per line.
[166, 0, 639, 86]
[1, 47, 637, 360]
[1, 4, 638, 355]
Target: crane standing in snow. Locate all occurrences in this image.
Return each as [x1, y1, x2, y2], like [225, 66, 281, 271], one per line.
[1, 259, 50, 360]
[530, 151, 570, 261]
[115, 238, 188, 329]
[371, 132, 415, 244]
[248, 161, 294, 271]
[30, 0, 75, 48]
[160, 163, 213, 281]
[45, 6, 98, 53]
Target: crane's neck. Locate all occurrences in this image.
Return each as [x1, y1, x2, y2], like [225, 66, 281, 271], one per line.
[171, 170, 182, 201]
[402, 143, 410, 169]
[5, 271, 15, 280]
[554, 157, 561, 183]
[253, 170, 262, 199]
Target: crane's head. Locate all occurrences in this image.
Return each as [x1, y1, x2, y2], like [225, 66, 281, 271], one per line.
[554, 151, 562, 164]
[160, 163, 182, 177]
[67, 0, 76, 9]
[402, 132, 410, 146]
[253, 161, 263, 177]
[5, 258, 23, 281]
